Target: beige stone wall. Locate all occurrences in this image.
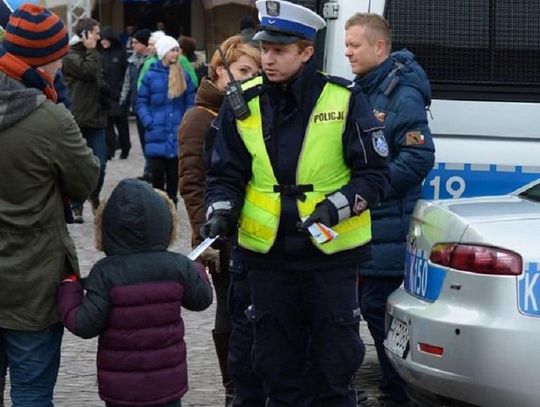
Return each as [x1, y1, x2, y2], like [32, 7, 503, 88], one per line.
[203, 4, 257, 57]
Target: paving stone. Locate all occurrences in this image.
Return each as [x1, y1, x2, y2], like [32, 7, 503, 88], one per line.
[2, 118, 382, 406]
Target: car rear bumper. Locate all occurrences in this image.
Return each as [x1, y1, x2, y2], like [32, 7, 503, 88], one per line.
[385, 287, 540, 407]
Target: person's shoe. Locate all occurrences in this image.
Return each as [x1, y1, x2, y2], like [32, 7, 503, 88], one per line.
[73, 207, 84, 224]
[90, 197, 100, 215]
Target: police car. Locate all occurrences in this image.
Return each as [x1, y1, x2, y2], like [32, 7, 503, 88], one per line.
[322, 0, 540, 200]
[383, 179, 540, 406]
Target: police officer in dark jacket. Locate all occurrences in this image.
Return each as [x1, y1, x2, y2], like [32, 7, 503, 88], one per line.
[203, 1, 391, 405]
[345, 13, 436, 405]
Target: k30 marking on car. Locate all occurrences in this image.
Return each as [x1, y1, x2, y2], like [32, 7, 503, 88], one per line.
[404, 245, 447, 302]
[518, 262, 540, 316]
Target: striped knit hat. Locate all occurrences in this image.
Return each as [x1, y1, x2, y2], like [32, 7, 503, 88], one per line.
[2, 3, 68, 67]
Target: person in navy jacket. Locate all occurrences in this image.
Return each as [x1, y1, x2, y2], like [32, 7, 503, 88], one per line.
[345, 13, 436, 405]
[136, 35, 195, 204]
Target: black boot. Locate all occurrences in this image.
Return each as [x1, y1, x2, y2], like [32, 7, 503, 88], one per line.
[212, 330, 234, 406]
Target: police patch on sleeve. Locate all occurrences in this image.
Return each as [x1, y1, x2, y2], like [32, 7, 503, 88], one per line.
[405, 130, 425, 145]
[372, 130, 389, 157]
[353, 194, 367, 214]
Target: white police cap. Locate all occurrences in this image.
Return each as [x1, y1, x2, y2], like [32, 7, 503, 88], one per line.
[253, 0, 326, 44]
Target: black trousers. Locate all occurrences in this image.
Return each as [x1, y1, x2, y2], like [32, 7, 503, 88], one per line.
[228, 267, 265, 406]
[136, 115, 152, 176]
[151, 157, 178, 203]
[358, 275, 408, 402]
[248, 266, 364, 407]
[106, 115, 130, 158]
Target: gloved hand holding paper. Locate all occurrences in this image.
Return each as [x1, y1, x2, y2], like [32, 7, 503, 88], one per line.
[306, 222, 338, 244]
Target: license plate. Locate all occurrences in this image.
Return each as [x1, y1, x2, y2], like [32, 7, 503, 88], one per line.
[385, 318, 409, 358]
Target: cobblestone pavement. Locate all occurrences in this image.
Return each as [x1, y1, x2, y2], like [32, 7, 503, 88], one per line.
[3, 119, 383, 406]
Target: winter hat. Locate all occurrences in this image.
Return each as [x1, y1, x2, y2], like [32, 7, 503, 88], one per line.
[149, 30, 165, 45]
[156, 35, 179, 60]
[133, 28, 151, 46]
[2, 3, 68, 67]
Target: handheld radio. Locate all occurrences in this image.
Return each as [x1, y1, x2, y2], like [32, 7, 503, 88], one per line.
[218, 47, 250, 120]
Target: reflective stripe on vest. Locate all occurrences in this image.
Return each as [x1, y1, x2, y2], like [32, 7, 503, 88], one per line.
[236, 76, 372, 254]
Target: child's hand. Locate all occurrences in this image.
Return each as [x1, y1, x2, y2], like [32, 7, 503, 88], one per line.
[199, 247, 220, 273]
[62, 274, 79, 284]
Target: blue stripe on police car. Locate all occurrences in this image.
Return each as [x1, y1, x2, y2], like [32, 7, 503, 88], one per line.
[422, 162, 540, 200]
[404, 246, 447, 302]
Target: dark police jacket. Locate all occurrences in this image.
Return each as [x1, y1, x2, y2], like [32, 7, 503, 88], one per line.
[206, 57, 391, 271]
[356, 50, 435, 277]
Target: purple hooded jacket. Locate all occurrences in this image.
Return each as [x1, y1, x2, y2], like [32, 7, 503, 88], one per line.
[58, 179, 213, 406]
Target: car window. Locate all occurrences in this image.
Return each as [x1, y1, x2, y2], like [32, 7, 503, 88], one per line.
[518, 183, 540, 202]
[384, 0, 540, 102]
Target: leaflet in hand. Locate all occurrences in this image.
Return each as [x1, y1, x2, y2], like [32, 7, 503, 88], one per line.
[307, 222, 338, 244]
[187, 236, 218, 260]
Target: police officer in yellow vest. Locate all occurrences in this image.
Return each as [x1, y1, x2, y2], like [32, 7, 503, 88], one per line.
[202, 1, 391, 405]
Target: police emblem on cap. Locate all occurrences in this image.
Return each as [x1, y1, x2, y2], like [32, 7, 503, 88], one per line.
[372, 130, 389, 157]
[266, 1, 280, 16]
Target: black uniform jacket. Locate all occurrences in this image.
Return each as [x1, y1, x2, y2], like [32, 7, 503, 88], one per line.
[206, 57, 391, 271]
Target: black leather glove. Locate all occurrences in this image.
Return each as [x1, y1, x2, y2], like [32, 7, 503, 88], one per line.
[297, 201, 338, 232]
[200, 210, 232, 239]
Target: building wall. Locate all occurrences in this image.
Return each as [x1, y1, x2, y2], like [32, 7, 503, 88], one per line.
[202, 4, 257, 59]
[50, 0, 257, 59]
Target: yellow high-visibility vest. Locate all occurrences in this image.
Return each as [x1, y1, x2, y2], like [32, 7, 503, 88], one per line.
[236, 76, 371, 254]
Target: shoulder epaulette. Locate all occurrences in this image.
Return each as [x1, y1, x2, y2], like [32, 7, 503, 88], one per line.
[321, 73, 356, 90]
[243, 84, 264, 102]
[241, 75, 265, 102]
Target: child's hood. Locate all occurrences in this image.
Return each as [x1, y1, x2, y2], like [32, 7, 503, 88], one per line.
[102, 179, 173, 256]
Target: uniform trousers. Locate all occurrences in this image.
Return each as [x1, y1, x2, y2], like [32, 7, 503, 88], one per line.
[247, 266, 364, 407]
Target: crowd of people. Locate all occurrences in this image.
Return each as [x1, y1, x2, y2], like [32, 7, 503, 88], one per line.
[0, 0, 435, 406]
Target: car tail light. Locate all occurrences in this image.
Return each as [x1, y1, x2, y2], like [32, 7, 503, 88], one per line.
[429, 243, 522, 276]
[418, 342, 444, 356]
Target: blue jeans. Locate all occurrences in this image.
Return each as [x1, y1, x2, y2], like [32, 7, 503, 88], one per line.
[72, 127, 107, 210]
[1, 323, 63, 407]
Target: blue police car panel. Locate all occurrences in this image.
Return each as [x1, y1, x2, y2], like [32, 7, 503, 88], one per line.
[385, 179, 540, 407]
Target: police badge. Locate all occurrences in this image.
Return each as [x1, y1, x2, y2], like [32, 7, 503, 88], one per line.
[372, 130, 389, 157]
[266, 1, 280, 16]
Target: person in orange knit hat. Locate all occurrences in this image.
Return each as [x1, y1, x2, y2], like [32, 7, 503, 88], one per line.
[0, 3, 100, 406]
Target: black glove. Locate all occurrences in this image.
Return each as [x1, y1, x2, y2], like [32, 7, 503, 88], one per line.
[200, 210, 232, 239]
[297, 201, 338, 232]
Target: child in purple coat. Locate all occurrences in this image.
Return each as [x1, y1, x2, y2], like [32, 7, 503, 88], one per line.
[58, 178, 212, 407]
